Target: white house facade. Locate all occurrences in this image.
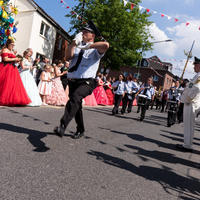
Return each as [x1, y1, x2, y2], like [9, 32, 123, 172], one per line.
[11, 0, 70, 62]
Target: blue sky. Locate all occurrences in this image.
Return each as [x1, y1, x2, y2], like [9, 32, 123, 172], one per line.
[34, 0, 200, 79]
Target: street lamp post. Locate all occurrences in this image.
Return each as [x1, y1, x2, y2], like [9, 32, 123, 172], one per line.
[137, 39, 173, 79]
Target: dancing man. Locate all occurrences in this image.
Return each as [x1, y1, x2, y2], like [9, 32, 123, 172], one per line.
[54, 21, 109, 139]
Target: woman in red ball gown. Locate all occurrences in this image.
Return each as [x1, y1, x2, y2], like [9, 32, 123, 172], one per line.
[93, 74, 109, 105]
[104, 77, 114, 105]
[0, 39, 31, 106]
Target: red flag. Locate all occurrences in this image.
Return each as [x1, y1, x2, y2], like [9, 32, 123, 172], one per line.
[66, 6, 69, 8]
[186, 22, 190, 26]
[60, 0, 63, 3]
[130, 3, 134, 10]
[146, 8, 150, 12]
[161, 14, 165, 17]
[174, 18, 178, 22]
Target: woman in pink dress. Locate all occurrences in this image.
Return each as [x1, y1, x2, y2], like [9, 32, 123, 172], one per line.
[83, 92, 98, 106]
[93, 74, 109, 105]
[104, 77, 114, 105]
[46, 61, 68, 106]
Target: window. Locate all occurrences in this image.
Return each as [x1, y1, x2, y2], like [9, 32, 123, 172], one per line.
[36, 53, 44, 62]
[134, 73, 140, 78]
[141, 59, 149, 67]
[58, 38, 63, 50]
[40, 22, 50, 38]
[153, 75, 159, 82]
[123, 72, 128, 77]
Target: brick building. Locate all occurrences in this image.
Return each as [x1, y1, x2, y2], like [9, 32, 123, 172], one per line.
[107, 56, 175, 90]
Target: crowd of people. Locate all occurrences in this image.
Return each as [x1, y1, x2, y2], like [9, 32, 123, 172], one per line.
[0, 29, 200, 151]
[0, 39, 69, 107]
[0, 38, 196, 125]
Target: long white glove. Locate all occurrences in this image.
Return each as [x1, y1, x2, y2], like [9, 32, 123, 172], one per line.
[73, 32, 83, 46]
[77, 42, 93, 50]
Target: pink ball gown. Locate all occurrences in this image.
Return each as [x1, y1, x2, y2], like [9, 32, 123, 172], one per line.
[46, 69, 68, 106]
[84, 92, 97, 106]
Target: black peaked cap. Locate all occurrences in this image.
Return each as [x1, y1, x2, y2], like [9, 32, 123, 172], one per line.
[82, 20, 101, 37]
[194, 56, 200, 64]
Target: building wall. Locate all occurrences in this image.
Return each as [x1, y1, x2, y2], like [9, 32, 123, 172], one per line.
[29, 12, 57, 61]
[12, 0, 57, 61]
[163, 73, 174, 90]
[13, 0, 35, 56]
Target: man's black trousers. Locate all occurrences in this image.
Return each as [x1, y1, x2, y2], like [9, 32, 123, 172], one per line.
[140, 99, 151, 120]
[112, 94, 123, 115]
[121, 93, 135, 113]
[60, 78, 97, 132]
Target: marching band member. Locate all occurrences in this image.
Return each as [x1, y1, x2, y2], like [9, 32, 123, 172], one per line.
[136, 77, 155, 121]
[112, 74, 125, 115]
[121, 75, 139, 114]
[167, 80, 181, 127]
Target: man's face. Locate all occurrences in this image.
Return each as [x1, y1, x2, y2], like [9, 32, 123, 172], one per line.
[147, 78, 152, 85]
[44, 58, 49, 63]
[175, 81, 179, 88]
[119, 75, 123, 81]
[82, 30, 95, 42]
[194, 63, 200, 73]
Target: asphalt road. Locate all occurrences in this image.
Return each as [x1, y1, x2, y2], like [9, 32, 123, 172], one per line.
[0, 105, 200, 200]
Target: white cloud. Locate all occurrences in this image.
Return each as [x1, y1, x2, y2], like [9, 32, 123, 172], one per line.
[166, 19, 200, 59]
[148, 23, 177, 57]
[171, 59, 194, 79]
[146, 20, 200, 78]
[184, 0, 195, 6]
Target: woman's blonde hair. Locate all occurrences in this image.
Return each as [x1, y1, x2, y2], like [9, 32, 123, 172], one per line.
[44, 64, 52, 70]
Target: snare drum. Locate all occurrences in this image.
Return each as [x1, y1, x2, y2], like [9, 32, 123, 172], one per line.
[137, 94, 147, 106]
[167, 100, 178, 113]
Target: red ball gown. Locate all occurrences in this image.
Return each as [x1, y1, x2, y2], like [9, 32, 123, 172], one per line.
[0, 53, 31, 106]
[104, 82, 114, 105]
[93, 79, 109, 105]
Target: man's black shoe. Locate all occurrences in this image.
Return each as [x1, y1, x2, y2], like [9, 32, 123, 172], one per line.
[176, 144, 193, 152]
[72, 131, 84, 139]
[54, 125, 65, 137]
[140, 117, 144, 121]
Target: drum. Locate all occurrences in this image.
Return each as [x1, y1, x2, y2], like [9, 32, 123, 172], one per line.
[167, 100, 178, 113]
[137, 94, 147, 106]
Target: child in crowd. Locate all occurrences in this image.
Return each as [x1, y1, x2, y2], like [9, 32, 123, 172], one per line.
[38, 64, 52, 106]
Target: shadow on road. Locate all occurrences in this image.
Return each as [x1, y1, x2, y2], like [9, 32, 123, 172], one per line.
[124, 144, 200, 169]
[99, 127, 200, 155]
[0, 123, 51, 152]
[84, 107, 113, 116]
[87, 150, 200, 199]
[1, 107, 51, 125]
[161, 130, 200, 142]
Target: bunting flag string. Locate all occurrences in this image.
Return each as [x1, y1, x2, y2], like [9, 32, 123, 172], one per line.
[123, 0, 200, 31]
[58, 0, 200, 31]
[58, 0, 87, 24]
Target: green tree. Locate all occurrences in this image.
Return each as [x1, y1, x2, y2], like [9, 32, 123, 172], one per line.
[66, 0, 153, 69]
